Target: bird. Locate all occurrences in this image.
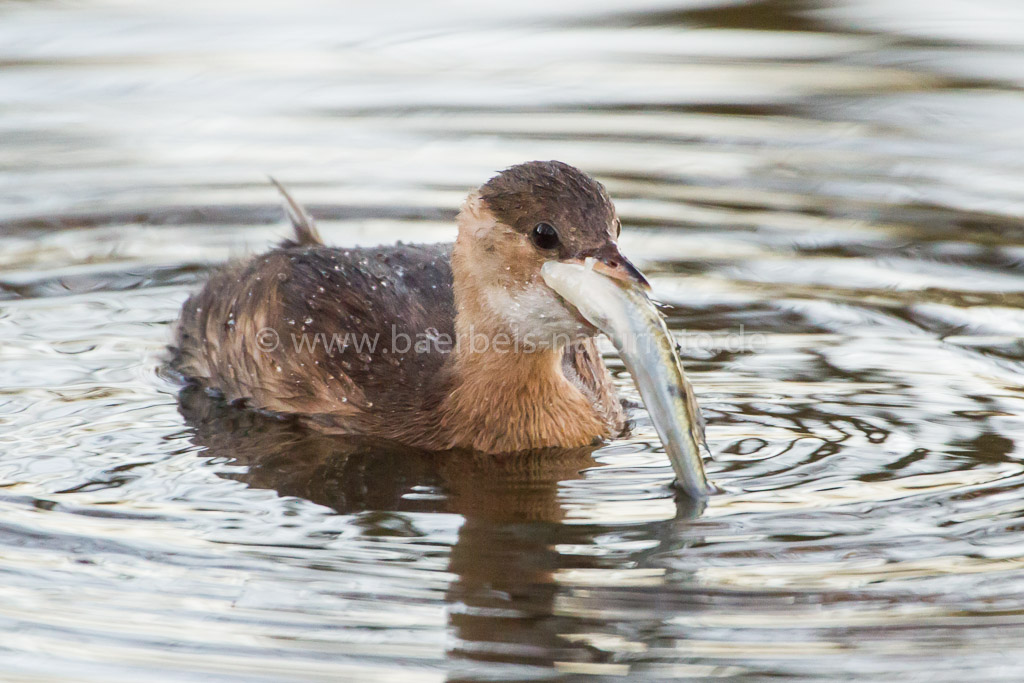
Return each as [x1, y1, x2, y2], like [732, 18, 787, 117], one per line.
[171, 160, 654, 454]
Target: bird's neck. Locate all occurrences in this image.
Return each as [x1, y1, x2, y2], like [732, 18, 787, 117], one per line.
[439, 338, 606, 453]
[438, 243, 606, 453]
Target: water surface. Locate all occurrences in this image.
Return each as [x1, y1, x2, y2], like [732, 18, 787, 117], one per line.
[3, 0, 1024, 680]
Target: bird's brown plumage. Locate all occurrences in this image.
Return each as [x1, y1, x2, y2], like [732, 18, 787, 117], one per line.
[172, 161, 632, 452]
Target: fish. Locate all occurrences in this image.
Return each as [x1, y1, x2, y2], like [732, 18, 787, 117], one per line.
[541, 259, 712, 499]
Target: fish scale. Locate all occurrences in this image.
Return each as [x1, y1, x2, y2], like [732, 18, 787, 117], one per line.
[541, 259, 711, 499]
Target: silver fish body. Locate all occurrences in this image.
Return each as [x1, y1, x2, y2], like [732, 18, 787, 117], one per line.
[541, 260, 711, 499]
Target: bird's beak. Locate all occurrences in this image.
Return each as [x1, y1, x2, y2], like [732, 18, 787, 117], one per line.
[563, 244, 650, 291]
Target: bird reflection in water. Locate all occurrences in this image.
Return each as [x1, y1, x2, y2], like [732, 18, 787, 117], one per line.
[178, 386, 704, 679]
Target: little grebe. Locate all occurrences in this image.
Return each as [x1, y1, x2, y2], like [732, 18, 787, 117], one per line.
[172, 161, 655, 453]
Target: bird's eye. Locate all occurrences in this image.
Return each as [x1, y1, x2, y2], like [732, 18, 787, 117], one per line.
[614, 218, 622, 238]
[531, 222, 560, 250]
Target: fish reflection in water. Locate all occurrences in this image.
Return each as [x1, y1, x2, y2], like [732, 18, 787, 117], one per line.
[178, 386, 704, 677]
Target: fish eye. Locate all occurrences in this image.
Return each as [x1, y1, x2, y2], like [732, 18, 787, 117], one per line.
[531, 222, 560, 250]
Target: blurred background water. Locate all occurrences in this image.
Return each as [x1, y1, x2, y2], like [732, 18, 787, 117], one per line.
[3, 0, 1024, 680]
